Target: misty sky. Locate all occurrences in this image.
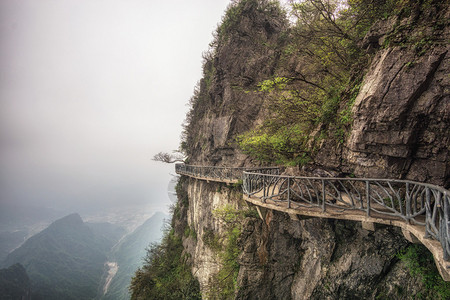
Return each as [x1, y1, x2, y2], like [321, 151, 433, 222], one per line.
[0, 0, 230, 216]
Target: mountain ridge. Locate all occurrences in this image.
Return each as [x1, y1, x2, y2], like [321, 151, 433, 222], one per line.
[2, 213, 124, 300]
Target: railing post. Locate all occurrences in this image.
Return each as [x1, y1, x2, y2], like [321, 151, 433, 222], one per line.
[425, 187, 431, 239]
[247, 173, 251, 196]
[366, 181, 371, 217]
[322, 179, 325, 212]
[442, 192, 449, 260]
[405, 182, 411, 223]
[287, 178, 291, 209]
[263, 175, 266, 203]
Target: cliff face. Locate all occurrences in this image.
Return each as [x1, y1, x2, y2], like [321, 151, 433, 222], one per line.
[180, 179, 431, 299]
[178, 0, 449, 299]
[342, 5, 449, 186]
[185, 0, 288, 166]
[181, 179, 244, 291]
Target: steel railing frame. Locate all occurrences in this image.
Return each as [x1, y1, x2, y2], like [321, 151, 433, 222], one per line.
[242, 171, 450, 261]
[174, 164, 449, 261]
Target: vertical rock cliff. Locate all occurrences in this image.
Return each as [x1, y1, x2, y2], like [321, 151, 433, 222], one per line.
[173, 0, 449, 299]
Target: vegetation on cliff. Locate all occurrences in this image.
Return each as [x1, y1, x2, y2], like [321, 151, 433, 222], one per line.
[397, 244, 450, 299]
[129, 228, 200, 300]
[0, 263, 31, 300]
[181, 0, 448, 169]
[204, 204, 258, 299]
[130, 178, 201, 300]
[241, 0, 445, 166]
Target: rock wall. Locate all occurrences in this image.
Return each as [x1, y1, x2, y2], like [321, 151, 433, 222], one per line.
[236, 213, 424, 299]
[180, 178, 245, 294]
[297, 3, 449, 187]
[186, 0, 288, 166]
[345, 6, 449, 186]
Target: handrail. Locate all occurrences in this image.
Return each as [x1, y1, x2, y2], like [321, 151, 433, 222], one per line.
[175, 163, 280, 182]
[242, 171, 450, 262]
[175, 164, 450, 263]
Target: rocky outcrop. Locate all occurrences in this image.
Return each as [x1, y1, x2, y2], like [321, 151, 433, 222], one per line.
[186, 0, 288, 166]
[180, 178, 245, 294]
[347, 46, 448, 183]
[236, 213, 425, 300]
[316, 4, 449, 187]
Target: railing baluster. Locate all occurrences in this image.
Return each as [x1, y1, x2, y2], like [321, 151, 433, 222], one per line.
[406, 182, 411, 223]
[287, 177, 291, 209]
[366, 181, 371, 217]
[263, 176, 266, 203]
[321, 179, 325, 212]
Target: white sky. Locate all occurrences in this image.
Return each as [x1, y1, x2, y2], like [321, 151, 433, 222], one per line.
[0, 0, 231, 216]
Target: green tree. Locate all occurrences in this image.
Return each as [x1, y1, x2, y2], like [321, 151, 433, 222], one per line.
[236, 0, 404, 165]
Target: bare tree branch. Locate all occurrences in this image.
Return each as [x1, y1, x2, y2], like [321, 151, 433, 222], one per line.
[152, 152, 186, 164]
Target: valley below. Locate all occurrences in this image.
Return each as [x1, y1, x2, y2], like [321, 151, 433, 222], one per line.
[0, 205, 168, 300]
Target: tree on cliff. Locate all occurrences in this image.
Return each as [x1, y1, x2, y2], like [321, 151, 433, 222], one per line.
[152, 151, 186, 164]
[236, 0, 412, 165]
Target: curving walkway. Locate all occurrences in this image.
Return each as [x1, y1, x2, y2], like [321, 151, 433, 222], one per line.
[175, 164, 450, 281]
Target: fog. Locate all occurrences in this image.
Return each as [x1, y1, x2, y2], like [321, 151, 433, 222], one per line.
[0, 0, 230, 217]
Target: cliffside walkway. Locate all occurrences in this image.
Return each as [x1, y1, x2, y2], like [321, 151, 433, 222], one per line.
[175, 164, 450, 281]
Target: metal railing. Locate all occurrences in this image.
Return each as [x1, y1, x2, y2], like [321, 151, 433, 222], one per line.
[174, 164, 450, 261]
[242, 171, 450, 261]
[175, 163, 280, 182]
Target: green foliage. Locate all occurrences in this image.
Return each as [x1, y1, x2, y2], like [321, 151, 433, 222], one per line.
[237, 124, 311, 166]
[325, 80, 361, 143]
[217, 0, 244, 40]
[175, 176, 189, 206]
[213, 205, 244, 225]
[217, 0, 285, 41]
[130, 229, 201, 300]
[232, 179, 244, 190]
[235, 0, 392, 164]
[380, 0, 447, 52]
[202, 228, 222, 252]
[258, 76, 291, 92]
[184, 226, 197, 240]
[130, 178, 200, 300]
[397, 244, 450, 299]
[174, 176, 189, 220]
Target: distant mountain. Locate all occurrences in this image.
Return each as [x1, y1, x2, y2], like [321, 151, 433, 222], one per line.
[0, 203, 66, 261]
[0, 263, 31, 300]
[86, 222, 127, 247]
[102, 212, 167, 300]
[0, 230, 28, 262]
[2, 213, 124, 300]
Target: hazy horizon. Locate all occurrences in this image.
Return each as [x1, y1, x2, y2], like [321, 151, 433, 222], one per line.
[0, 0, 230, 218]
